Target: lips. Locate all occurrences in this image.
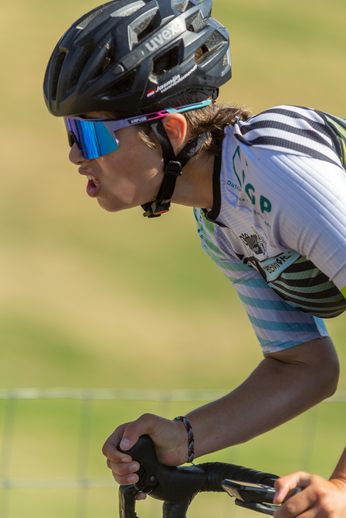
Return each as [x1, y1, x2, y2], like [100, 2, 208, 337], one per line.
[79, 168, 101, 198]
[87, 178, 101, 198]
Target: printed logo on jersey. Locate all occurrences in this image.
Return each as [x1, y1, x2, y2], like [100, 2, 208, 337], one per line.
[227, 145, 273, 229]
[258, 251, 301, 282]
[239, 232, 267, 256]
[263, 255, 292, 275]
[230, 146, 272, 214]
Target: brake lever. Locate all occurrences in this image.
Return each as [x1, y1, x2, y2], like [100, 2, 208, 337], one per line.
[117, 435, 161, 494]
[234, 487, 302, 516]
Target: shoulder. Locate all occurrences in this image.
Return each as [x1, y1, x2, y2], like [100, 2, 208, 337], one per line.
[232, 105, 328, 139]
[245, 104, 323, 123]
[225, 105, 344, 168]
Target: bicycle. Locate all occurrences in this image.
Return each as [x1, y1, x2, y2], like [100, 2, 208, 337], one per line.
[118, 435, 300, 517]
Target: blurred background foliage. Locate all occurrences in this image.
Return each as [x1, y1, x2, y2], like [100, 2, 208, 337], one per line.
[0, 0, 345, 516]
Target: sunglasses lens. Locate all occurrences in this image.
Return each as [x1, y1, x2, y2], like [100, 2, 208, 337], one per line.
[64, 119, 119, 159]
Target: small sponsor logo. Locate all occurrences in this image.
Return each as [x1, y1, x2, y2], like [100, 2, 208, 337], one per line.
[129, 116, 148, 124]
[263, 255, 291, 275]
[145, 64, 197, 99]
[145, 19, 183, 52]
[157, 65, 197, 95]
[240, 232, 267, 256]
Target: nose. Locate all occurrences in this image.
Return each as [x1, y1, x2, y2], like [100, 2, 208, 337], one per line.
[69, 143, 85, 165]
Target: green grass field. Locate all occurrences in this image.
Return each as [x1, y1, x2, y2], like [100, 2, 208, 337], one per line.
[1, 0, 346, 516]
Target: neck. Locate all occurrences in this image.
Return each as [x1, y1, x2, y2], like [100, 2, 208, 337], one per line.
[171, 151, 215, 209]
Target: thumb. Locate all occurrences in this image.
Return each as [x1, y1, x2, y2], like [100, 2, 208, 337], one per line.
[119, 436, 132, 451]
[119, 414, 157, 451]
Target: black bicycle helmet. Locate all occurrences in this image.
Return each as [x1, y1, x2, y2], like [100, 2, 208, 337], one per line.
[44, 0, 232, 217]
[44, 0, 231, 117]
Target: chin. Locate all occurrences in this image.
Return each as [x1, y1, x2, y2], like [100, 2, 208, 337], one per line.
[97, 199, 132, 213]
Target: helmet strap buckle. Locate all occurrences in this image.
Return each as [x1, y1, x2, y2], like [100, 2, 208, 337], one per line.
[164, 160, 183, 177]
[142, 159, 182, 218]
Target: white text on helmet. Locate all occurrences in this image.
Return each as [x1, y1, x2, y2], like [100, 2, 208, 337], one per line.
[145, 19, 184, 52]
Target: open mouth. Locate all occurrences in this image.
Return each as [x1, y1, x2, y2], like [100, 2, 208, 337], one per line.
[86, 175, 101, 198]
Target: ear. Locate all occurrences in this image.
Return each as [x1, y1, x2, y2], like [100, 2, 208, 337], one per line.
[161, 113, 188, 153]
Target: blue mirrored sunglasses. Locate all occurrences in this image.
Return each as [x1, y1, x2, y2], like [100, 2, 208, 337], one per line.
[64, 99, 212, 160]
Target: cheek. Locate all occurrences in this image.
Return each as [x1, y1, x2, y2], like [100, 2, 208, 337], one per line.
[97, 130, 164, 207]
[113, 135, 163, 185]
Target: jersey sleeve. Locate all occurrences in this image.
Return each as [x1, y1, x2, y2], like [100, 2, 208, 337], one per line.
[194, 209, 329, 355]
[213, 251, 328, 355]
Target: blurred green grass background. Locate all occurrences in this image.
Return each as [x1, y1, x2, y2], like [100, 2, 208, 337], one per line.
[0, 0, 346, 516]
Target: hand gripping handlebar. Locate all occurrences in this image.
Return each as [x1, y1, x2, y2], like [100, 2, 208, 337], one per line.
[118, 435, 279, 518]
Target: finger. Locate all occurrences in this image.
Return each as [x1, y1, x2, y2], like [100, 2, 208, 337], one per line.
[107, 459, 140, 476]
[136, 493, 147, 501]
[112, 470, 140, 486]
[274, 473, 310, 503]
[103, 442, 133, 463]
[274, 486, 319, 518]
[102, 426, 133, 463]
[103, 445, 132, 464]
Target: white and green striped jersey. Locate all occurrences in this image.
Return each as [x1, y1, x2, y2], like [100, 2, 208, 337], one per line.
[194, 105, 346, 354]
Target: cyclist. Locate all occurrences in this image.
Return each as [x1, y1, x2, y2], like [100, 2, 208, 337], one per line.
[43, 0, 346, 515]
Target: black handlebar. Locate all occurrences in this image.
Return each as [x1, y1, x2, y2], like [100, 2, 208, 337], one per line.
[118, 435, 281, 518]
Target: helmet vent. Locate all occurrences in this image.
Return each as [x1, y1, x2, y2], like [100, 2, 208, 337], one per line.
[194, 45, 208, 63]
[76, 8, 106, 30]
[50, 50, 67, 101]
[152, 46, 180, 77]
[111, 1, 146, 18]
[128, 8, 161, 47]
[194, 30, 226, 67]
[87, 41, 115, 84]
[203, 30, 225, 52]
[96, 71, 136, 99]
[67, 40, 97, 93]
[186, 11, 205, 32]
[171, 0, 189, 13]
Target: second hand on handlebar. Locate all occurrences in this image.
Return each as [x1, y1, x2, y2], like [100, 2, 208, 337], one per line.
[222, 480, 301, 516]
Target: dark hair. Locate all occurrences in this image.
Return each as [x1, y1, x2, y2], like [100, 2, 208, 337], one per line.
[136, 91, 252, 156]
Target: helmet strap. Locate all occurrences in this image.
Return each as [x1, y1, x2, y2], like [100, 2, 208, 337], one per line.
[141, 120, 210, 218]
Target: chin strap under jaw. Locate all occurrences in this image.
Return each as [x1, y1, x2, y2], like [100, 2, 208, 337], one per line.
[141, 120, 210, 218]
[142, 160, 183, 218]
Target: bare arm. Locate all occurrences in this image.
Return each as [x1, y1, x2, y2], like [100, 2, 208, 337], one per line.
[185, 337, 339, 457]
[273, 449, 346, 517]
[103, 337, 339, 486]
